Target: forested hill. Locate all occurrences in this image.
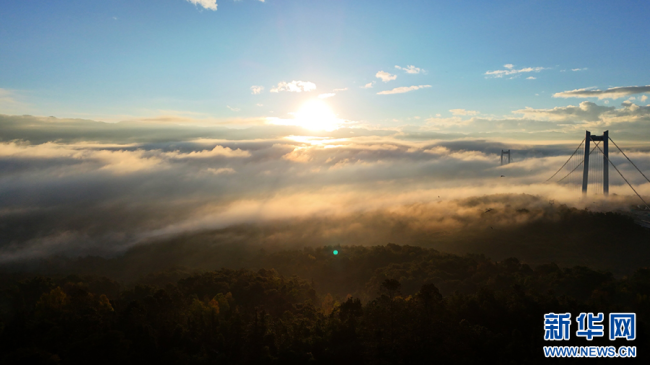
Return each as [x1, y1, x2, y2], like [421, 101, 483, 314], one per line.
[1, 205, 650, 363]
[1, 244, 649, 364]
[7, 204, 650, 285]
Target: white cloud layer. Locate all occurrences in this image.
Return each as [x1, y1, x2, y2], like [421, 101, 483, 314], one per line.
[554, 85, 650, 100]
[318, 93, 336, 99]
[376, 71, 397, 82]
[270, 80, 317, 93]
[395, 65, 423, 74]
[186, 0, 217, 11]
[377, 85, 431, 95]
[485, 64, 546, 78]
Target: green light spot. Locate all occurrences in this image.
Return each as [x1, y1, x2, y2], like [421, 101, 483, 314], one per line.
[333, 250, 338, 255]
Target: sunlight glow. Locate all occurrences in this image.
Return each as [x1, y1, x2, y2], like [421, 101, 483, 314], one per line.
[267, 100, 343, 132]
[293, 100, 341, 131]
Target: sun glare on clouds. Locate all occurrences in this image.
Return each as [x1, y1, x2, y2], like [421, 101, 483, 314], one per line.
[267, 100, 343, 132]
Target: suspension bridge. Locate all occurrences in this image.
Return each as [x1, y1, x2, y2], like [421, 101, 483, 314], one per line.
[545, 130, 650, 210]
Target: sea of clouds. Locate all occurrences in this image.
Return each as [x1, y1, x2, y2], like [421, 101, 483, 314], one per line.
[1, 113, 649, 261]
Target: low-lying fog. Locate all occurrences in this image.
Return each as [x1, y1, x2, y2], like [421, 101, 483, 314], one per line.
[1, 113, 649, 263]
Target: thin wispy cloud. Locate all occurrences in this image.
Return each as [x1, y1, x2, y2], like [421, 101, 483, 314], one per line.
[376, 71, 397, 82]
[318, 93, 336, 99]
[270, 80, 317, 93]
[485, 64, 546, 78]
[450, 109, 479, 116]
[361, 82, 374, 89]
[553, 85, 650, 100]
[0, 88, 26, 113]
[186, 0, 217, 11]
[377, 85, 431, 95]
[0, 88, 19, 106]
[572, 68, 588, 72]
[334, 88, 348, 91]
[527, 77, 536, 80]
[395, 65, 423, 74]
[227, 105, 240, 111]
[250, 85, 264, 94]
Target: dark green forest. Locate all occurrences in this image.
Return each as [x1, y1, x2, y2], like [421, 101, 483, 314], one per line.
[1, 207, 649, 364]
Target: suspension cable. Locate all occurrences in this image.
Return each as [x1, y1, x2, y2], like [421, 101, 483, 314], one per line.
[592, 142, 650, 209]
[546, 138, 586, 182]
[558, 161, 583, 183]
[557, 141, 599, 183]
[609, 137, 650, 185]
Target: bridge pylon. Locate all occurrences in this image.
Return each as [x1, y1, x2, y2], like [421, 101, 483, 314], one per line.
[582, 130, 609, 196]
[500, 150, 511, 166]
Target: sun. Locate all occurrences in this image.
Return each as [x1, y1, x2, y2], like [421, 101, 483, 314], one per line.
[291, 100, 341, 131]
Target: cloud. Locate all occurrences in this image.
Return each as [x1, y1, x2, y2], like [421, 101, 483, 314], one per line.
[513, 101, 613, 122]
[571, 68, 588, 72]
[206, 167, 236, 175]
[256, 103, 264, 107]
[553, 85, 650, 100]
[318, 93, 336, 99]
[0, 89, 16, 104]
[0, 88, 23, 110]
[186, 0, 217, 11]
[270, 80, 317, 93]
[2, 112, 650, 261]
[395, 65, 423, 74]
[334, 88, 348, 92]
[165, 145, 250, 159]
[527, 77, 536, 80]
[450, 109, 479, 116]
[375, 71, 397, 82]
[641, 95, 648, 102]
[227, 106, 240, 112]
[377, 85, 431, 95]
[485, 64, 546, 78]
[361, 82, 374, 89]
[250, 85, 264, 94]
[513, 101, 650, 127]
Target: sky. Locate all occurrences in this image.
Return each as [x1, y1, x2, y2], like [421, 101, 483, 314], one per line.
[1, 1, 650, 260]
[1, 0, 649, 126]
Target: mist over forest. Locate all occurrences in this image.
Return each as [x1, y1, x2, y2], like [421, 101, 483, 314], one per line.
[2, 109, 650, 363]
[2, 114, 650, 262]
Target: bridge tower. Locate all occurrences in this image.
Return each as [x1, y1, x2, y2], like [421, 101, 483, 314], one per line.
[582, 130, 609, 196]
[501, 150, 511, 166]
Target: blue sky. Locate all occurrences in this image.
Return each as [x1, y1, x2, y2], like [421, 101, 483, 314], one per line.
[2, 0, 649, 126]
